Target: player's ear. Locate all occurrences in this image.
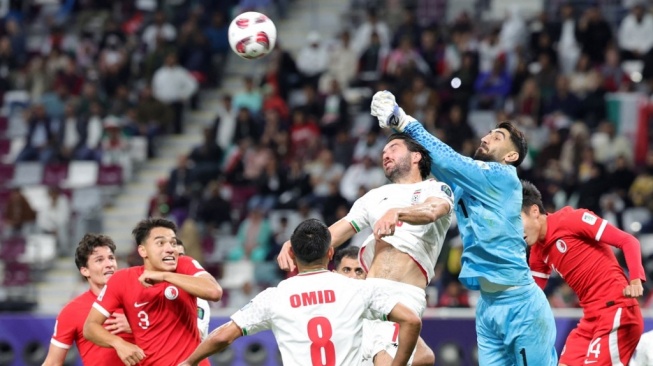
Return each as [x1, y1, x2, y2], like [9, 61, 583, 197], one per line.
[529, 204, 539, 217]
[504, 150, 518, 164]
[137, 244, 147, 258]
[80, 267, 90, 278]
[327, 247, 335, 261]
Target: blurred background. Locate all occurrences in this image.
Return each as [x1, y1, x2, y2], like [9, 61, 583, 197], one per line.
[0, 0, 652, 364]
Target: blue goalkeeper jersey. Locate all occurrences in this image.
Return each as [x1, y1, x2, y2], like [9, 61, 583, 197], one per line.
[404, 122, 533, 290]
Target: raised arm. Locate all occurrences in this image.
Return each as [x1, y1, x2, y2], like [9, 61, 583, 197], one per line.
[178, 321, 243, 366]
[139, 271, 222, 301]
[374, 196, 451, 240]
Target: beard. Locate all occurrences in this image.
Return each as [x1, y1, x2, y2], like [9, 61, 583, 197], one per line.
[473, 146, 494, 162]
[384, 154, 412, 182]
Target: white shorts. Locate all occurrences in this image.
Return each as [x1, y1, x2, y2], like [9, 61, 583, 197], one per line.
[361, 278, 426, 365]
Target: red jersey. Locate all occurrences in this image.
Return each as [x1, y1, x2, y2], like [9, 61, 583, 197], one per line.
[93, 256, 210, 366]
[51, 290, 135, 365]
[529, 207, 645, 314]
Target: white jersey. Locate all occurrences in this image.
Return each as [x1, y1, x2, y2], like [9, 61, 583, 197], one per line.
[630, 330, 653, 366]
[230, 271, 399, 366]
[197, 298, 210, 340]
[344, 179, 454, 283]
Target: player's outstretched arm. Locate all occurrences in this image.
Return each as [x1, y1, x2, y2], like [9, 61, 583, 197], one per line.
[277, 219, 357, 271]
[83, 307, 145, 366]
[42, 344, 67, 366]
[387, 304, 422, 366]
[178, 321, 242, 366]
[139, 271, 222, 301]
[374, 197, 451, 239]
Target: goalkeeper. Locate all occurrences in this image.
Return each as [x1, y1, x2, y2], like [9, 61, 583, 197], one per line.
[370, 91, 557, 366]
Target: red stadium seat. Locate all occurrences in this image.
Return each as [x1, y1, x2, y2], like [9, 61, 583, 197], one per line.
[0, 164, 15, 186]
[0, 139, 9, 156]
[97, 164, 123, 186]
[0, 116, 7, 136]
[42, 164, 68, 186]
[3, 262, 31, 286]
[0, 237, 26, 262]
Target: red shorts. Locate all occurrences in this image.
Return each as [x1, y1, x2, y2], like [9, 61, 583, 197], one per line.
[560, 304, 643, 366]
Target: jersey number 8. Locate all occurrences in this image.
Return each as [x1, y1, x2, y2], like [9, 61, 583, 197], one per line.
[307, 316, 335, 366]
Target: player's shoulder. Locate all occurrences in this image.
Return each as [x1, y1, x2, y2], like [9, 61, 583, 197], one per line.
[107, 267, 139, 284]
[60, 290, 94, 316]
[551, 206, 598, 223]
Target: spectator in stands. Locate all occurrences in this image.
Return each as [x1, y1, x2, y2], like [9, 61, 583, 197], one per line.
[618, 2, 653, 61]
[101, 116, 132, 180]
[439, 104, 476, 153]
[296, 32, 329, 88]
[323, 31, 357, 90]
[98, 36, 129, 97]
[276, 160, 312, 209]
[544, 75, 582, 120]
[3, 187, 36, 236]
[629, 150, 653, 211]
[438, 281, 470, 308]
[249, 157, 286, 212]
[339, 155, 386, 203]
[229, 206, 272, 262]
[152, 53, 199, 134]
[107, 84, 132, 117]
[25, 56, 51, 101]
[196, 179, 231, 231]
[533, 52, 559, 102]
[148, 178, 173, 219]
[142, 11, 177, 53]
[16, 103, 57, 164]
[318, 79, 349, 142]
[204, 12, 229, 59]
[288, 107, 319, 159]
[232, 76, 262, 115]
[608, 155, 637, 205]
[189, 127, 223, 184]
[4, 19, 26, 65]
[352, 9, 391, 55]
[575, 5, 612, 65]
[499, 6, 527, 54]
[591, 121, 633, 166]
[135, 85, 172, 154]
[472, 57, 512, 110]
[167, 154, 194, 223]
[76, 83, 106, 119]
[353, 130, 385, 163]
[306, 149, 345, 204]
[81, 102, 105, 162]
[554, 3, 580, 75]
[177, 21, 212, 82]
[600, 47, 630, 92]
[568, 54, 594, 97]
[357, 31, 389, 85]
[478, 28, 502, 73]
[214, 94, 237, 151]
[54, 57, 84, 96]
[36, 186, 71, 255]
[0, 36, 17, 95]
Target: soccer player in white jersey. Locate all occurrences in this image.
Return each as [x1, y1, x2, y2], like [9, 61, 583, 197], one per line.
[178, 219, 421, 366]
[278, 133, 454, 365]
[176, 240, 211, 340]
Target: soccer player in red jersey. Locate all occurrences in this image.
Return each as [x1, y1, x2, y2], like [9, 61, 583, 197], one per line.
[520, 180, 645, 366]
[43, 233, 134, 366]
[83, 218, 222, 366]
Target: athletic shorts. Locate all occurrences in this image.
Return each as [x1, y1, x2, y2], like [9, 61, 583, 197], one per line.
[361, 278, 426, 365]
[476, 282, 558, 366]
[560, 304, 643, 366]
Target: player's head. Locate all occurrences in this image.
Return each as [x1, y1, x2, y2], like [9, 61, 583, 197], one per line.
[383, 133, 432, 182]
[289, 218, 334, 267]
[520, 180, 547, 246]
[333, 246, 366, 279]
[133, 217, 179, 272]
[474, 121, 527, 167]
[176, 238, 186, 256]
[74, 233, 117, 289]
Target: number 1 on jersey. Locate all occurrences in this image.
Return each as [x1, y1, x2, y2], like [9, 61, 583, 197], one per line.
[307, 316, 335, 366]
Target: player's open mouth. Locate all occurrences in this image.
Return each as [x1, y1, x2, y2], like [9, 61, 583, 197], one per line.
[162, 256, 175, 263]
[103, 270, 114, 276]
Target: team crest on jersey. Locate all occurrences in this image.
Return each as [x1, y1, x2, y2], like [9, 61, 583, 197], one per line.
[164, 285, 179, 300]
[582, 212, 597, 225]
[555, 239, 568, 253]
[441, 185, 453, 198]
[411, 189, 422, 205]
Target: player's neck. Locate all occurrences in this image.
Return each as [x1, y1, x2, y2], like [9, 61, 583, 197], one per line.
[392, 172, 423, 184]
[297, 264, 329, 274]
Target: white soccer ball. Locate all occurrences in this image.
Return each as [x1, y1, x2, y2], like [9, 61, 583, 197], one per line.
[228, 12, 277, 60]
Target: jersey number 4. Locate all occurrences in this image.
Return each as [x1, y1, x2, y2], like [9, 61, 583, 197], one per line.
[307, 316, 335, 366]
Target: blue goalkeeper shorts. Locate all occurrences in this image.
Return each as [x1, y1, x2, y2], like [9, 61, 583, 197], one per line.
[476, 282, 558, 366]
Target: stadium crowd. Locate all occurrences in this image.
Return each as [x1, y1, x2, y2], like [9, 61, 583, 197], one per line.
[1, 0, 653, 312]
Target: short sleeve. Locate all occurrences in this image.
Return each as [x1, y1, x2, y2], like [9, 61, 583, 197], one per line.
[92, 272, 124, 318]
[423, 180, 454, 213]
[528, 245, 551, 284]
[50, 307, 76, 349]
[344, 194, 371, 233]
[361, 282, 400, 321]
[231, 288, 276, 336]
[176, 255, 209, 276]
[566, 209, 608, 242]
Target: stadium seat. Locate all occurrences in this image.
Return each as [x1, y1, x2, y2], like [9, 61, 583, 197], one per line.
[0, 117, 7, 136]
[11, 163, 43, 187]
[0, 189, 9, 215]
[0, 164, 15, 186]
[21, 234, 57, 267]
[96, 164, 123, 186]
[42, 164, 69, 186]
[0, 139, 7, 157]
[62, 161, 98, 188]
[0, 237, 26, 262]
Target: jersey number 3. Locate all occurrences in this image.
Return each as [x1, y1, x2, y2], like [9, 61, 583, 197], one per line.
[307, 316, 335, 366]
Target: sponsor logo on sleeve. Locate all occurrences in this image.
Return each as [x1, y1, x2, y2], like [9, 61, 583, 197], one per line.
[582, 212, 598, 225]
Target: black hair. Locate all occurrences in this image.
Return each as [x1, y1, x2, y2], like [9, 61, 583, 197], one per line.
[497, 121, 528, 167]
[521, 180, 545, 214]
[290, 219, 331, 265]
[333, 246, 360, 270]
[74, 233, 116, 270]
[386, 133, 432, 179]
[132, 217, 177, 246]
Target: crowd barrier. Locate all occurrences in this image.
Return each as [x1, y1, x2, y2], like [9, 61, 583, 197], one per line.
[0, 311, 651, 366]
